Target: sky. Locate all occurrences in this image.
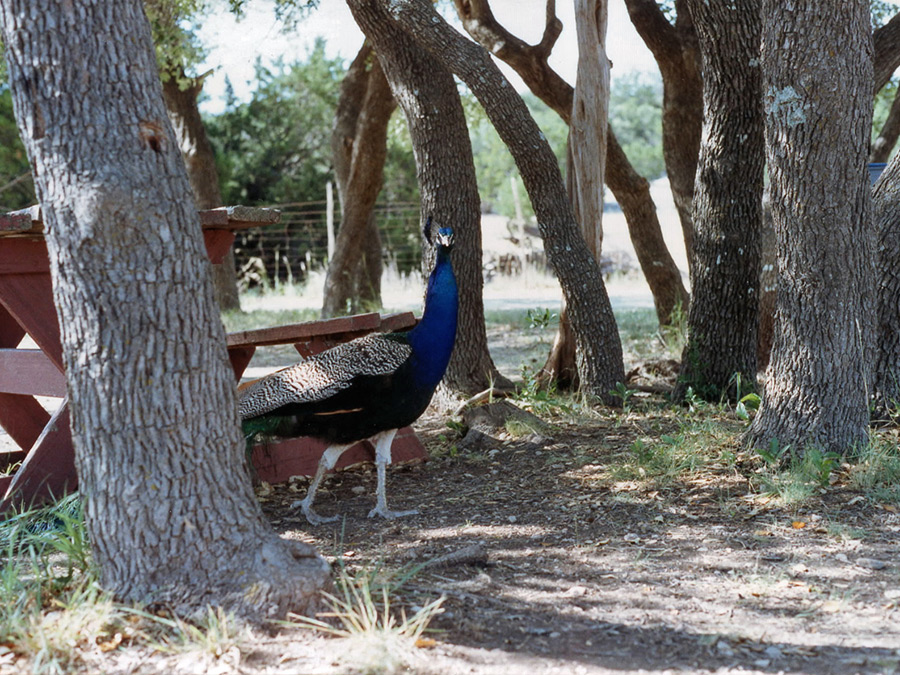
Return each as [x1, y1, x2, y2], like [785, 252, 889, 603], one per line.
[194, 0, 659, 114]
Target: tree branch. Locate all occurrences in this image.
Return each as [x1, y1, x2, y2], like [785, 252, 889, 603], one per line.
[623, 0, 682, 65]
[874, 11, 900, 94]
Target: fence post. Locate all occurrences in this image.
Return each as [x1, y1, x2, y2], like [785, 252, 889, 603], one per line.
[326, 181, 335, 262]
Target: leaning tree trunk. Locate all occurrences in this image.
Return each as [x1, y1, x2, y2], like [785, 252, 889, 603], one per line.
[871, 151, 900, 413]
[0, 0, 330, 619]
[162, 69, 241, 312]
[747, 0, 875, 457]
[452, 0, 688, 328]
[605, 133, 689, 325]
[625, 0, 703, 270]
[674, 0, 764, 403]
[347, 0, 511, 395]
[322, 44, 395, 318]
[376, 0, 624, 401]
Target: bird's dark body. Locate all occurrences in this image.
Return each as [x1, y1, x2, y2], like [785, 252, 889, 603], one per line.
[259, 345, 437, 445]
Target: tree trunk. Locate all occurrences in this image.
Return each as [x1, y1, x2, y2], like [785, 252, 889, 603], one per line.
[624, 0, 703, 270]
[541, 0, 610, 391]
[605, 133, 689, 325]
[322, 43, 393, 317]
[162, 70, 241, 312]
[347, 0, 511, 396]
[674, 0, 764, 403]
[377, 0, 624, 401]
[870, 85, 900, 163]
[874, 11, 900, 94]
[452, 0, 688, 328]
[747, 0, 875, 457]
[871, 150, 900, 412]
[0, 0, 329, 619]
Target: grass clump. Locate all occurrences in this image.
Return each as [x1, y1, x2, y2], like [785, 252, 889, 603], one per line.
[848, 437, 900, 503]
[0, 495, 122, 675]
[610, 412, 741, 487]
[289, 561, 444, 675]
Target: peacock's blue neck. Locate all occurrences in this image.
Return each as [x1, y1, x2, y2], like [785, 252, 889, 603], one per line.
[407, 247, 458, 388]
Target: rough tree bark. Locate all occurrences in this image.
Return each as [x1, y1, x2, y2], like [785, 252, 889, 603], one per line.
[674, 0, 764, 403]
[871, 153, 900, 412]
[0, 0, 330, 618]
[624, 0, 703, 269]
[747, 0, 875, 456]
[322, 43, 394, 317]
[375, 0, 624, 401]
[346, 1, 511, 395]
[758, 10, 900, 367]
[162, 69, 241, 312]
[541, 0, 610, 390]
[453, 0, 688, 328]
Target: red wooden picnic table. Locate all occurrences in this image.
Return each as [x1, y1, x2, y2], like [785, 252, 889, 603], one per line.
[0, 205, 425, 514]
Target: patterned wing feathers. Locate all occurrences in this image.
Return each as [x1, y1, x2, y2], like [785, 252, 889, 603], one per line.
[238, 333, 412, 419]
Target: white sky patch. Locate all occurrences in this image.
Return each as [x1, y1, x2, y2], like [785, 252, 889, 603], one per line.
[194, 0, 658, 114]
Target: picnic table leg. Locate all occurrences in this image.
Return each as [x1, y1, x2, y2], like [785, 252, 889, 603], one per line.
[0, 400, 75, 513]
[0, 304, 52, 451]
[0, 273, 63, 367]
[229, 346, 257, 381]
[0, 270, 74, 513]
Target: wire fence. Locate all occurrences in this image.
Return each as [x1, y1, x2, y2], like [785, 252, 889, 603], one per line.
[233, 200, 423, 288]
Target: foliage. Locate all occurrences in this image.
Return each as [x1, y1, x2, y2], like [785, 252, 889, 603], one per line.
[144, 0, 210, 79]
[204, 41, 342, 205]
[204, 40, 418, 210]
[872, 77, 898, 144]
[0, 86, 35, 210]
[608, 72, 666, 181]
[225, 0, 318, 26]
[463, 91, 568, 219]
[871, 0, 899, 29]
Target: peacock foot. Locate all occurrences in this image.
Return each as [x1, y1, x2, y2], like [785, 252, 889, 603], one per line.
[367, 505, 419, 520]
[290, 498, 340, 526]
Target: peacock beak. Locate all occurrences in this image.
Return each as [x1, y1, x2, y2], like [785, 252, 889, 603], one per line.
[436, 227, 454, 249]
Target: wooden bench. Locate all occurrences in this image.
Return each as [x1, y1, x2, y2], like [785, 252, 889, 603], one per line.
[226, 310, 429, 485]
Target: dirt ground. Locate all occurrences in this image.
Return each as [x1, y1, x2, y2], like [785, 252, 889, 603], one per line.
[89, 391, 898, 675]
[234, 402, 899, 675]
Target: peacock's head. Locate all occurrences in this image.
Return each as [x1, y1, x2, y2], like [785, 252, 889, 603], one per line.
[423, 216, 454, 251]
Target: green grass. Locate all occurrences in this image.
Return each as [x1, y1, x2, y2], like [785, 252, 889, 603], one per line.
[0, 495, 112, 675]
[221, 307, 319, 333]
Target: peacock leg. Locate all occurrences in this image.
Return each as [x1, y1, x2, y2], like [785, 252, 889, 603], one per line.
[367, 429, 418, 520]
[292, 443, 353, 525]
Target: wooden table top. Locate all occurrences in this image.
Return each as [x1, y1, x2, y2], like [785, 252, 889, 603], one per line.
[0, 205, 281, 238]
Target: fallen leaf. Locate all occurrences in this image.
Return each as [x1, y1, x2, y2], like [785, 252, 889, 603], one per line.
[792, 521, 806, 529]
[97, 632, 123, 652]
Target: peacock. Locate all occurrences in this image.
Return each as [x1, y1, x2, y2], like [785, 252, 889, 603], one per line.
[238, 218, 457, 525]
